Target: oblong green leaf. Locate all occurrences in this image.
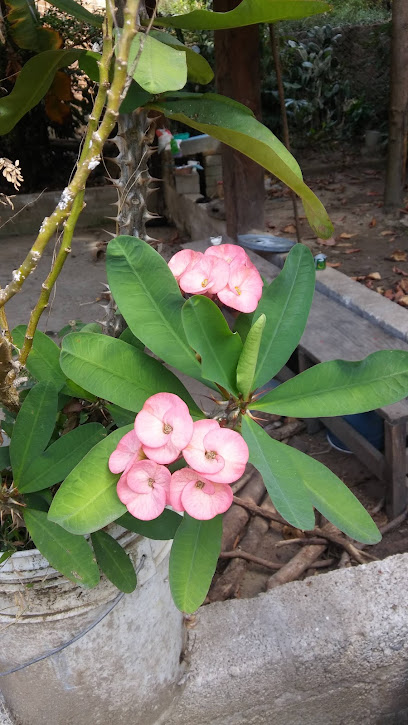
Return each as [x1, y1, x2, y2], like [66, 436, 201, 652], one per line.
[10, 382, 57, 486]
[148, 94, 332, 238]
[106, 236, 205, 383]
[169, 513, 222, 613]
[46, 0, 103, 26]
[60, 332, 202, 418]
[241, 415, 315, 530]
[12, 325, 66, 391]
[119, 80, 152, 114]
[91, 530, 137, 593]
[182, 295, 242, 394]
[0, 446, 10, 469]
[119, 326, 145, 351]
[153, 0, 329, 29]
[24, 509, 100, 588]
[106, 403, 136, 428]
[48, 426, 131, 534]
[252, 351, 408, 417]
[6, 0, 59, 51]
[19, 423, 106, 493]
[236, 314, 266, 399]
[150, 29, 213, 85]
[252, 244, 316, 388]
[128, 34, 187, 93]
[0, 49, 82, 135]
[116, 509, 182, 540]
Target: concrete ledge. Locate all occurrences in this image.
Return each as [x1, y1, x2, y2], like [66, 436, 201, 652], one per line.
[164, 185, 225, 240]
[166, 554, 408, 725]
[0, 187, 117, 237]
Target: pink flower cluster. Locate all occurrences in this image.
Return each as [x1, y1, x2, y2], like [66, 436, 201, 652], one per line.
[168, 244, 263, 313]
[109, 392, 249, 522]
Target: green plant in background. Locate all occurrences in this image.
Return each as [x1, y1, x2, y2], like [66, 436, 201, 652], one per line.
[0, 0, 406, 615]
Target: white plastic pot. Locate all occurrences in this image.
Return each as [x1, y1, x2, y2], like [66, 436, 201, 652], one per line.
[0, 528, 184, 725]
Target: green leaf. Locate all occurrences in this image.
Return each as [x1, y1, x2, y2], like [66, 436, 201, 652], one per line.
[252, 244, 316, 389]
[148, 94, 332, 238]
[79, 323, 102, 334]
[10, 382, 57, 486]
[0, 49, 82, 135]
[252, 351, 408, 417]
[48, 426, 131, 534]
[236, 314, 266, 399]
[106, 403, 136, 428]
[119, 327, 145, 351]
[24, 491, 51, 512]
[5, 0, 62, 51]
[297, 453, 381, 544]
[169, 513, 222, 613]
[154, 0, 329, 29]
[116, 509, 182, 540]
[150, 29, 213, 85]
[12, 325, 66, 391]
[91, 530, 137, 593]
[182, 295, 242, 394]
[128, 34, 187, 94]
[119, 81, 152, 114]
[106, 236, 205, 384]
[60, 332, 202, 417]
[24, 509, 100, 588]
[19, 423, 106, 493]
[46, 0, 103, 26]
[0, 446, 10, 469]
[241, 415, 315, 530]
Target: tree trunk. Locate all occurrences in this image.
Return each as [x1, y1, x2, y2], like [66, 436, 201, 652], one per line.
[214, 0, 264, 239]
[384, 0, 408, 210]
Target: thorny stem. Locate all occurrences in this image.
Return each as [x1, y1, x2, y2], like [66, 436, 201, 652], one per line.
[0, 0, 144, 371]
[0, 0, 140, 313]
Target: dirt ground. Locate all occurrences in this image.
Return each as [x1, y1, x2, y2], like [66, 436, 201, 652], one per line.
[265, 150, 408, 304]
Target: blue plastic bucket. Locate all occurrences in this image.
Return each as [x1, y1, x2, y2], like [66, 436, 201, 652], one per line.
[327, 411, 384, 453]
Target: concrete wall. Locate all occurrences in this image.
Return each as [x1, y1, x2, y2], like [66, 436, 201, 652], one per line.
[0, 187, 117, 237]
[165, 553, 408, 725]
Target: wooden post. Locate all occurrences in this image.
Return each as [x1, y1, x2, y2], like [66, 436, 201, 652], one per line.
[214, 0, 265, 239]
[384, 0, 408, 210]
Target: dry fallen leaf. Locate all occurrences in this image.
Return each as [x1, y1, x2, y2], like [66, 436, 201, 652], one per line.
[376, 286, 385, 295]
[327, 262, 341, 268]
[388, 250, 408, 262]
[381, 230, 394, 236]
[397, 295, 408, 307]
[384, 289, 394, 300]
[369, 217, 377, 228]
[282, 224, 296, 234]
[339, 232, 358, 239]
[399, 278, 408, 294]
[367, 272, 381, 280]
[393, 266, 408, 277]
[345, 248, 361, 254]
[367, 191, 381, 197]
[317, 236, 336, 246]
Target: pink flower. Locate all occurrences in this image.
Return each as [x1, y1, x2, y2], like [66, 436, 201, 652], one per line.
[168, 249, 202, 282]
[109, 429, 145, 474]
[135, 392, 194, 464]
[182, 419, 249, 484]
[178, 254, 229, 295]
[217, 261, 263, 313]
[205, 243, 253, 268]
[169, 468, 233, 520]
[117, 459, 171, 520]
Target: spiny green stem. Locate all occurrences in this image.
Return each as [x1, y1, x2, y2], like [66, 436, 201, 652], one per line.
[18, 193, 84, 365]
[0, 0, 139, 312]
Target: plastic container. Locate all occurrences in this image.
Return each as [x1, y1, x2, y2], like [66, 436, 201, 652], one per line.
[327, 411, 384, 453]
[237, 234, 296, 253]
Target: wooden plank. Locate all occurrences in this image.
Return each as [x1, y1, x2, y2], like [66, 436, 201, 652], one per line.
[384, 421, 408, 518]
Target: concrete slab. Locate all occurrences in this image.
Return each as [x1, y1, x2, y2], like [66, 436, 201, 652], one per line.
[0, 230, 108, 334]
[165, 554, 408, 725]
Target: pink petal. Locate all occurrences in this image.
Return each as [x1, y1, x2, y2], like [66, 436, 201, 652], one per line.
[135, 393, 193, 452]
[128, 487, 167, 521]
[142, 438, 181, 464]
[182, 419, 224, 475]
[169, 467, 199, 511]
[179, 256, 229, 295]
[127, 459, 171, 494]
[164, 405, 194, 451]
[181, 478, 233, 520]
[218, 263, 263, 313]
[108, 429, 143, 474]
[168, 249, 202, 281]
[205, 243, 249, 266]
[135, 408, 168, 448]
[202, 428, 249, 484]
